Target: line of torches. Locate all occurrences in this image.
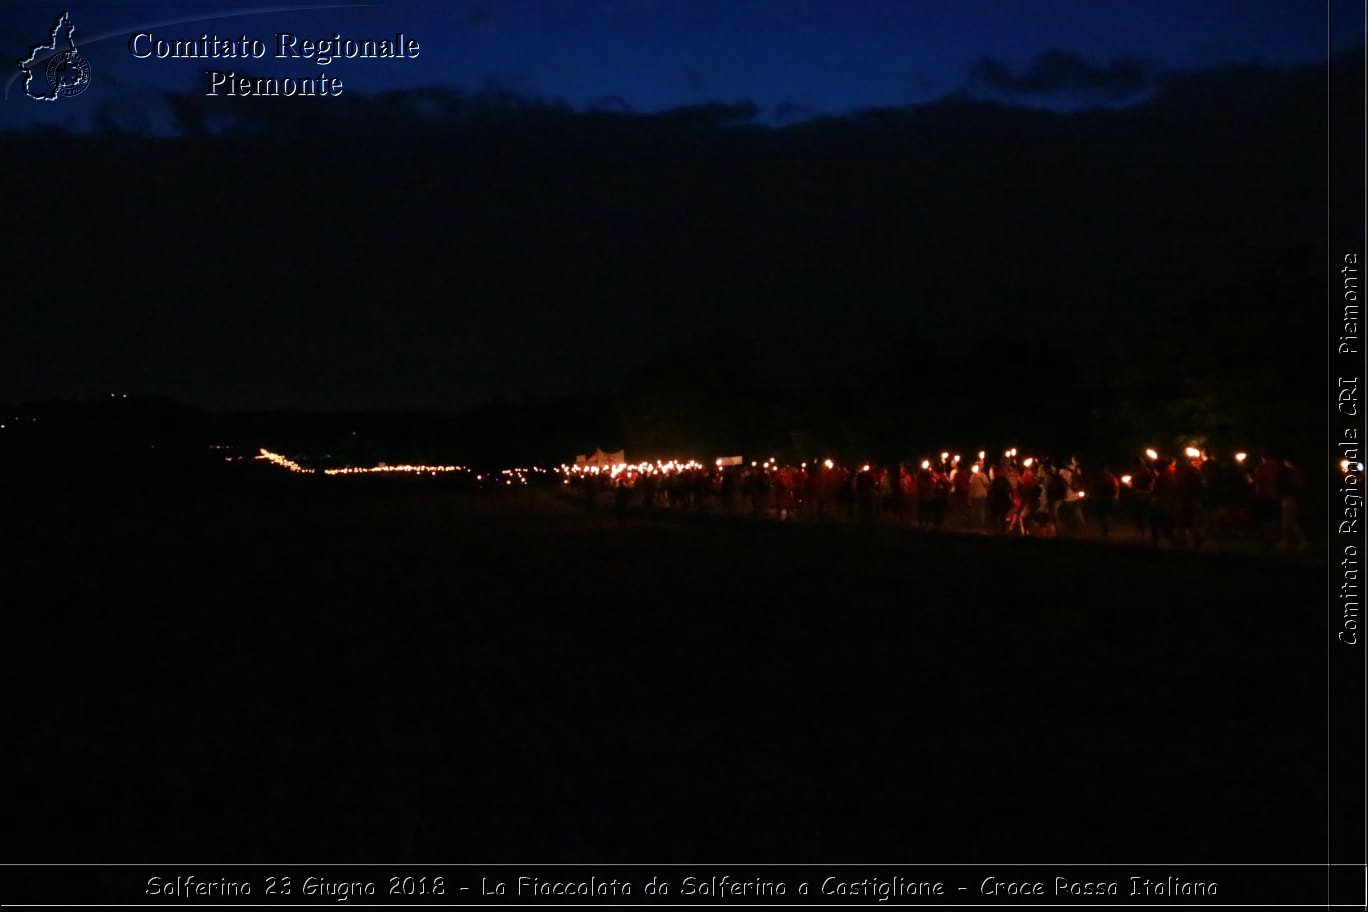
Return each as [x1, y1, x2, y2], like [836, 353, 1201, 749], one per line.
[322, 463, 468, 477]
[557, 459, 707, 481]
[251, 445, 1361, 484]
[252, 448, 548, 485]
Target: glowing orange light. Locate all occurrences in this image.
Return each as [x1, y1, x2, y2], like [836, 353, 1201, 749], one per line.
[1144, 448, 1158, 461]
[1234, 452, 1248, 464]
[323, 463, 466, 476]
[256, 449, 312, 474]
[1120, 474, 1133, 485]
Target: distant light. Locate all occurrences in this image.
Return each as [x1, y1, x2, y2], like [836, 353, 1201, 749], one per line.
[1023, 457, 1034, 467]
[1144, 448, 1159, 460]
[861, 464, 870, 472]
[978, 450, 986, 460]
[1234, 452, 1248, 464]
[940, 451, 949, 461]
[823, 459, 834, 469]
[1121, 474, 1133, 485]
[1184, 447, 1202, 459]
[1078, 491, 1087, 498]
[920, 459, 931, 470]
[971, 465, 980, 474]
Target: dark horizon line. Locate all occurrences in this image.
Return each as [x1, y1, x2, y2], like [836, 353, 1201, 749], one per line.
[3, 44, 1361, 137]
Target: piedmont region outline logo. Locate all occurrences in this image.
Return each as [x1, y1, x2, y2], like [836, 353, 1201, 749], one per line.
[19, 11, 90, 100]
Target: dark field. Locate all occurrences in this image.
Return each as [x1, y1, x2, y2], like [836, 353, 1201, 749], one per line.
[7, 469, 1322, 863]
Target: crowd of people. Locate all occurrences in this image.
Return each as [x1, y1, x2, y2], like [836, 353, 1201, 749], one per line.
[563, 449, 1312, 551]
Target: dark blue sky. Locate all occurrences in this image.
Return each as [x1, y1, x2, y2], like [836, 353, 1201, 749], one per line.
[2, 0, 1361, 130]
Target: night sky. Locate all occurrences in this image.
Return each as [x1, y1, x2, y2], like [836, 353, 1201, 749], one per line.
[2, 0, 1361, 130]
[1, 1, 1363, 415]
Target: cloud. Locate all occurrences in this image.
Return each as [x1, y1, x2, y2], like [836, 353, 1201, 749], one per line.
[966, 50, 1156, 105]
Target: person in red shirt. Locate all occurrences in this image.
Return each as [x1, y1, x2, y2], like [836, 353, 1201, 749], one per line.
[987, 467, 1014, 534]
[1173, 458, 1205, 548]
[1277, 459, 1309, 550]
[1250, 455, 1282, 548]
[772, 467, 792, 520]
[1088, 465, 1121, 540]
[1150, 460, 1179, 547]
[901, 466, 919, 525]
[953, 465, 972, 514]
[1129, 461, 1156, 536]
